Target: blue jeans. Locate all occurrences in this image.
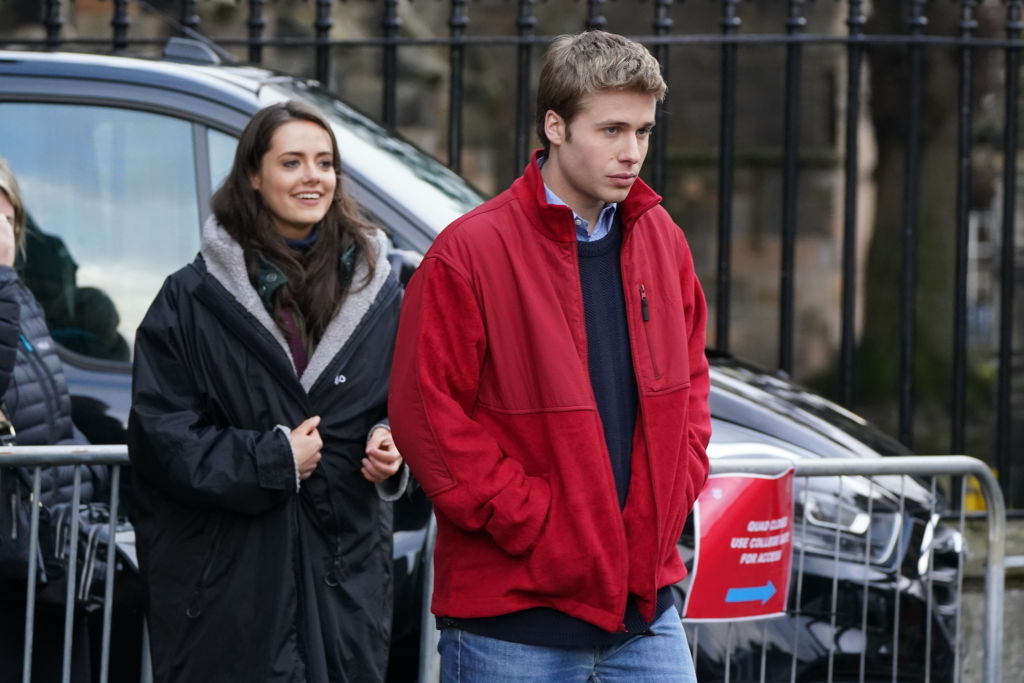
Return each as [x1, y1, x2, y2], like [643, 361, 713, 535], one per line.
[437, 608, 698, 682]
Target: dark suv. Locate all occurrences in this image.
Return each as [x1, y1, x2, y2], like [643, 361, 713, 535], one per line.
[0, 42, 962, 682]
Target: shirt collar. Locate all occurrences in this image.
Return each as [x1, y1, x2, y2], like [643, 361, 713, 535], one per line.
[538, 157, 618, 242]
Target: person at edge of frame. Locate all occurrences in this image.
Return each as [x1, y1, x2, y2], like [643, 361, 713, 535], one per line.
[126, 100, 407, 683]
[0, 156, 113, 683]
[389, 30, 711, 683]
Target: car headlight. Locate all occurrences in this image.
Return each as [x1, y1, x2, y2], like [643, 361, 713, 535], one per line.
[793, 478, 902, 565]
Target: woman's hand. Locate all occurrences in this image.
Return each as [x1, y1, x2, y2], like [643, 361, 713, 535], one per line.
[362, 426, 402, 483]
[291, 416, 323, 480]
[0, 213, 15, 268]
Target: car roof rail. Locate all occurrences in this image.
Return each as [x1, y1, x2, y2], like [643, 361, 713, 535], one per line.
[162, 37, 222, 66]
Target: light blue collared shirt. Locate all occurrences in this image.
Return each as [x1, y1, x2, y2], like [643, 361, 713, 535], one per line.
[538, 158, 618, 242]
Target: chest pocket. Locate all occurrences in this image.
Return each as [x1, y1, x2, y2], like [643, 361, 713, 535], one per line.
[635, 281, 691, 394]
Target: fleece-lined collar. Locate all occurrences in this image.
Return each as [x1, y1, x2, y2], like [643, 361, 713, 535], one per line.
[200, 216, 392, 392]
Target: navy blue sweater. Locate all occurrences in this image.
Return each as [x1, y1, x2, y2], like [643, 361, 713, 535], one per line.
[577, 221, 637, 509]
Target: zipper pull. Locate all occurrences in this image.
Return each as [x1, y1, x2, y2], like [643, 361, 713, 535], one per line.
[639, 284, 650, 322]
[19, 334, 33, 352]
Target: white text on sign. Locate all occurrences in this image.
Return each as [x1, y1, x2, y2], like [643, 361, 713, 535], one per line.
[729, 531, 791, 549]
[739, 550, 784, 564]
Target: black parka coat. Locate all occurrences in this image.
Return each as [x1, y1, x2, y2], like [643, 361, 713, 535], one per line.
[127, 220, 402, 683]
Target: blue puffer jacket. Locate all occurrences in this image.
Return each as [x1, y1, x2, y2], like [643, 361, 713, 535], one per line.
[0, 266, 105, 506]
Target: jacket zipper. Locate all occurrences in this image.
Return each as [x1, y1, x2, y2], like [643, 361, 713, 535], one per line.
[572, 242, 630, 618]
[304, 277, 401, 552]
[186, 517, 222, 619]
[639, 284, 662, 379]
[613, 232, 669, 617]
[19, 334, 59, 436]
[291, 499, 309, 674]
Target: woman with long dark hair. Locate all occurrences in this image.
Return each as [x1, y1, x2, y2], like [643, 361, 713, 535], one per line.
[127, 101, 406, 682]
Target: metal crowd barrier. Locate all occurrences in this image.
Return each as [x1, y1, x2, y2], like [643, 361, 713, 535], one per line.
[417, 455, 1005, 683]
[702, 455, 1005, 683]
[0, 445, 137, 683]
[3, 448, 1005, 683]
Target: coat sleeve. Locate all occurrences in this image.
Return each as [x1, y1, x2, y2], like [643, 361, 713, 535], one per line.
[127, 278, 296, 516]
[388, 256, 550, 557]
[0, 266, 22, 399]
[679, 236, 712, 506]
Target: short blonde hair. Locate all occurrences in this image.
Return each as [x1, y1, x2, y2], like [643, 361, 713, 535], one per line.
[535, 31, 666, 155]
[0, 158, 26, 248]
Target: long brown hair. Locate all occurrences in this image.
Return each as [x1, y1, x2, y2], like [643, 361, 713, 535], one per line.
[211, 100, 377, 345]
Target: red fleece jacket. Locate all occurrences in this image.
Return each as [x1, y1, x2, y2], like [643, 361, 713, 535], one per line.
[389, 155, 711, 633]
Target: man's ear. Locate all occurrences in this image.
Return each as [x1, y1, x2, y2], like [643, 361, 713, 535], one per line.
[544, 110, 566, 147]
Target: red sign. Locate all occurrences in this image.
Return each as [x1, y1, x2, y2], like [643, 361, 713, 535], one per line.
[682, 469, 794, 621]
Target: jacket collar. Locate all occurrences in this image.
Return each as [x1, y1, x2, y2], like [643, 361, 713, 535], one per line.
[254, 250, 287, 312]
[253, 243, 358, 315]
[200, 216, 392, 392]
[510, 149, 663, 243]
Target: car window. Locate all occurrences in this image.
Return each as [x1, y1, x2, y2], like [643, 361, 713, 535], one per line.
[208, 128, 237, 194]
[0, 103, 201, 362]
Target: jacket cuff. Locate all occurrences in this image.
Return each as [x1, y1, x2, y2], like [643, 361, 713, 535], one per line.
[273, 424, 300, 493]
[367, 419, 390, 442]
[375, 463, 409, 502]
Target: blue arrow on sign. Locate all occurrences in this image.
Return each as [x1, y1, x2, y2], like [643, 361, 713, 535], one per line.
[725, 580, 777, 605]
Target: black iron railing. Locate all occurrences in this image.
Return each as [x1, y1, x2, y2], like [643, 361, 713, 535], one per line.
[1, 0, 1022, 507]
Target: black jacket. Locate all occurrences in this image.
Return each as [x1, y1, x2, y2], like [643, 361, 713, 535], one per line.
[0, 266, 102, 507]
[127, 220, 402, 683]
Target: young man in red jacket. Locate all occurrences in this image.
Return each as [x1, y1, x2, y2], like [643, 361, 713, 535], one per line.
[389, 30, 711, 681]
